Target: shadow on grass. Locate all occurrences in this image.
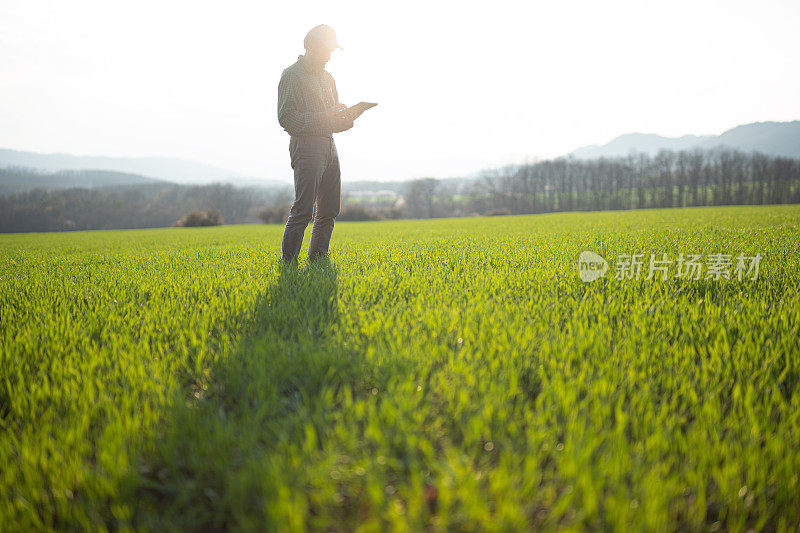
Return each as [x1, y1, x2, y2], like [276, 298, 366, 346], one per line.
[124, 256, 367, 530]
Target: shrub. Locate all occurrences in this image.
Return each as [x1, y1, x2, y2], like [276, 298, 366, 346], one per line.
[174, 209, 224, 227]
[483, 208, 511, 216]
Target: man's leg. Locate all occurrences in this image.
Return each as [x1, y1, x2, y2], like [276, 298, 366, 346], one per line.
[307, 140, 341, 262]
[282, 137, 328, 262]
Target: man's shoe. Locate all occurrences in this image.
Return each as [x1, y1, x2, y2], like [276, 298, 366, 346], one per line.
[307, 251, 331, 265]
[280, 256, 299, 268]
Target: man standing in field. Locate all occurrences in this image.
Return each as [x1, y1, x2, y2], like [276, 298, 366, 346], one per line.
[277, 24, 354, 264]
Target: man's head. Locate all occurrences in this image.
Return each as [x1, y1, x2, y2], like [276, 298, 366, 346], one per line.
[304, 24, 342, 64]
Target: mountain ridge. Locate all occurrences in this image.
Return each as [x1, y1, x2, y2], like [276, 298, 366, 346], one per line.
[568, 120, 800, 159]
[0, 148, 249, 185]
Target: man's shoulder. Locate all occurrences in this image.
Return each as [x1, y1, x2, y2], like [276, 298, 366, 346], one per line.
[282, 56, 306, 76]
[281, 62, 301, 77]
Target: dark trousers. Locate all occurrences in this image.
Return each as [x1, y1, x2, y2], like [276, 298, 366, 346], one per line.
[281, 134, 341, 262]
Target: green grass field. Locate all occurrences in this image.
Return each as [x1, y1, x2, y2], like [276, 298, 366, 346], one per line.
[1, 205, 799, 531]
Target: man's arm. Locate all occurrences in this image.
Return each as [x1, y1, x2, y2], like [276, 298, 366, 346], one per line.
[277, 71, 334, 135]
[328, 76, 353, 133]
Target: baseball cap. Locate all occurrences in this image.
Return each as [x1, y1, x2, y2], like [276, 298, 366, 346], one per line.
[304, 24, 343, 51]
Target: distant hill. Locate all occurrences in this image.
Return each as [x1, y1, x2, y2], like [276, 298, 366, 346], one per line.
[569, 121, 800, 159]
[0, 167, 170, 195]
[0, 148, 248, 185]
[0, 166, 293, 196]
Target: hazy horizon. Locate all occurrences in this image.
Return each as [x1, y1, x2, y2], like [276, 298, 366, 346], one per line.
[1, 0, 798, 182]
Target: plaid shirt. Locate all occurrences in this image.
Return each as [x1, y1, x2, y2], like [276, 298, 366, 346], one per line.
[277, 54, 340, 136]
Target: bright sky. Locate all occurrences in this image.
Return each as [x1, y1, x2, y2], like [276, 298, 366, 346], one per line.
[1, 0, 798, 183]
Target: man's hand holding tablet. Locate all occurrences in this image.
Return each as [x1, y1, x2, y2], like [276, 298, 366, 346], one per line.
[326, 103, 353, 132]
[334, 102, 378, 122]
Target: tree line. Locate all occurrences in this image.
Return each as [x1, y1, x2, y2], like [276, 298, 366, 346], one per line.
[407, 147, 799, 218]
[0, 180, 290, 233]
[1, 147, 798, 233]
